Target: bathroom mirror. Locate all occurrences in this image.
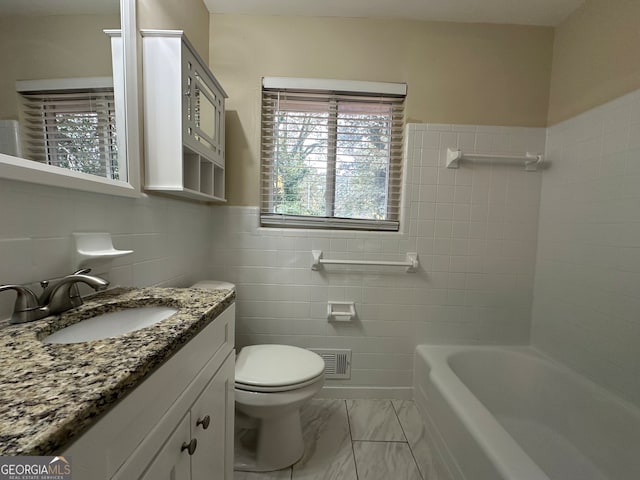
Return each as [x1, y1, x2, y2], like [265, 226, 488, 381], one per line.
[0, 0, 140, 197]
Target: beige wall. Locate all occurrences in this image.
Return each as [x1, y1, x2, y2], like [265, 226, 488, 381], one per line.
[548, 0, 640, 125]
[0, 14, 118, 120]
[138, 0, 209, 60]
[209, 14, 554, 206]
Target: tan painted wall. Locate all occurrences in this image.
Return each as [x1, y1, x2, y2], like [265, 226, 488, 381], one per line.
[209, 14, 554, 206]
[548, 0, 640, 125]
[138, 0, 209, 60]
[0, 14, 118, 120]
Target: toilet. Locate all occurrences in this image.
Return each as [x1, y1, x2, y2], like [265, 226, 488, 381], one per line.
[191, 281, 325, 472]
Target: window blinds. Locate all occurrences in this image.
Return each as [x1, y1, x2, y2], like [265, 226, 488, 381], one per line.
[260, 81, 406, 231]
[20, 90, 119, 180]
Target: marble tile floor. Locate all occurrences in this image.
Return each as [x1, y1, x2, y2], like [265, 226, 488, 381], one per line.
[234, 399, 439, 480]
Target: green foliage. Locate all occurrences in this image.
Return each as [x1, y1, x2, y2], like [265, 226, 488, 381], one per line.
[48, 111, 118, 180]
[272, 112, 325, 215]
[271, 106, 391, 220]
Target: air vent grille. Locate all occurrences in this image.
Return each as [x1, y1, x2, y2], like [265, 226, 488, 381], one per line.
[309, 348, 351, 379]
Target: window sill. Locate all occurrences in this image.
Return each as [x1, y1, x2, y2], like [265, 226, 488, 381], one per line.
[260, 213, 399, 232]
[0, 153, 140, 198]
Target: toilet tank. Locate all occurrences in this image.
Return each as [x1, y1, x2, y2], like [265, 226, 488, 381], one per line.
[191, 280, 236, 292]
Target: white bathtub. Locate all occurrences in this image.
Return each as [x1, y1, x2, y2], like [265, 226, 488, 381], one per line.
[413, 345, 640, 480]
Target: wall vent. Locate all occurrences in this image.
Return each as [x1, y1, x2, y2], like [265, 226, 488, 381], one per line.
[309, 348, 351, 379]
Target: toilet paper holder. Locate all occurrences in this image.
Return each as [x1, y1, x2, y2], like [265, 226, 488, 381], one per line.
[327, 301, 357, 321]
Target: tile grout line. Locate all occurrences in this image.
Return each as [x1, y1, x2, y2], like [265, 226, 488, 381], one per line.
[344, 399, 360, 480]
[392, 400, 426, 480]
[390, 400, 409, 444]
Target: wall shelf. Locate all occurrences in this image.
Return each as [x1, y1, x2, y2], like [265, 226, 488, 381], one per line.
[446, 148, 543, 171]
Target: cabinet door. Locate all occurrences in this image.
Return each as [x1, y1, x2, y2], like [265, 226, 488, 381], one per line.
[182, 46, 224, 165]
[139, 413, 192, 480]
[191, 353, 235, 480]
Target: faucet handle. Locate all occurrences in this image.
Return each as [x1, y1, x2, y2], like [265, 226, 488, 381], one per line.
[0, 285, 39, 309]
[0, 285, 44, 324]
[73, 268, 92, 275]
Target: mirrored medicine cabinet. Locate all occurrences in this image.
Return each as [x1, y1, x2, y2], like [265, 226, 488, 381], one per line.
[0, 0, 140, 197]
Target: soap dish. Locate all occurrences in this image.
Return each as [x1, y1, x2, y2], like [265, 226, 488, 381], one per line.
[73, 232, 133, 269]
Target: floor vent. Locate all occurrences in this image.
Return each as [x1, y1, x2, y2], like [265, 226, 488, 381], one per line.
[309, 349, 352, 379]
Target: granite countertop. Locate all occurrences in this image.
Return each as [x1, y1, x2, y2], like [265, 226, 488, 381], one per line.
[0, 286, 235, 456]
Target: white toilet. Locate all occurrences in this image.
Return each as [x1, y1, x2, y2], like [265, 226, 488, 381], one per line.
[191, 281, 325, 472]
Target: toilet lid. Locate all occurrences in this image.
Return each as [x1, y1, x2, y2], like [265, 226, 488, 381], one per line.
[235, 345, 325, 388]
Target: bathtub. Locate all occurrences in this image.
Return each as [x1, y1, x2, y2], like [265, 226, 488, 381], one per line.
[413, 345, 640, 480]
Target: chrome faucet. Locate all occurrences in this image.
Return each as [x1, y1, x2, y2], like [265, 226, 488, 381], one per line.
[39, 269, 110, 315]
[0, 269, 110, 324]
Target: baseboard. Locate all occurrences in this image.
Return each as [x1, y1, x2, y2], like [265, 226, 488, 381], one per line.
[317, 386, 413, 400]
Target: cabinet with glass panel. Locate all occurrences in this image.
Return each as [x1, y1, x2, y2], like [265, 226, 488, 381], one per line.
[141, 30, 227, 202]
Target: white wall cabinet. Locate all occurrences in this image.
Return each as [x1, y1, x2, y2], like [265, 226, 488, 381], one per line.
[64, 304, 235, 480]
[142, 30, 227, 202]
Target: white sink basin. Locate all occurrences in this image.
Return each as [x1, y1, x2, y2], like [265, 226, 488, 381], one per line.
[43, 306, 178, 344]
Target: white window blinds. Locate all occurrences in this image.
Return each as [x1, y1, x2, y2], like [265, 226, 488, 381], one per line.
[260, 78, 406, 231]
[19, 89, 119, 180]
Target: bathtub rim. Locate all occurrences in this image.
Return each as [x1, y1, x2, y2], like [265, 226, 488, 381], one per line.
[420, 344, 640, 418]
[415, 343, 640, 480]
[416, 344, 550, 480]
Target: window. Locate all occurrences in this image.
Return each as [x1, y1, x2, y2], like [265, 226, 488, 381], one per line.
[260, 78, 406, 231]
[18, 81, 120, 181]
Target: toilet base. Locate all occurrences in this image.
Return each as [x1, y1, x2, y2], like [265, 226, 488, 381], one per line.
[234, 410, 305, 472]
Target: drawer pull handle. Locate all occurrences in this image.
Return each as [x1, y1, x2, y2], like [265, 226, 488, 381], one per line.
[181, 438, 197, 455]
[196, 415, 211, 430]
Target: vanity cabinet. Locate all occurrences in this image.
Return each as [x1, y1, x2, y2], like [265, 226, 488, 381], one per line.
[138, 414, 191, 480]
[141, 30, 227, 202]
[64, 304, 235, 480]
[136, 355, 234, 480]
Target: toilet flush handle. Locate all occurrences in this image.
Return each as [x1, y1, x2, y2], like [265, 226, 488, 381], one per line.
[196, 415, 211, 430]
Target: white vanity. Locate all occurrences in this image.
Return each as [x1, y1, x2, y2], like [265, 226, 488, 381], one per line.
[0, 287, 235, 480]
[63, 304, 235, 480]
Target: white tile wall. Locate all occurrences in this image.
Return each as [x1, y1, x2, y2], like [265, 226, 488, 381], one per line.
[0, 178, 211, 320]
[3, 98, 638, 402]
[532, 89, 640, 407]
[210, 123, 546, 390]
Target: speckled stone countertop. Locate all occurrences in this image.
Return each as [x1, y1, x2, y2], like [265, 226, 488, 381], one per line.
[0, 286, 234, 456]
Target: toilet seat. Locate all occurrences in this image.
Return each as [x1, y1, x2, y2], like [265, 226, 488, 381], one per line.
[235, 344, 325, 392]
[235, 372, 324, 393]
